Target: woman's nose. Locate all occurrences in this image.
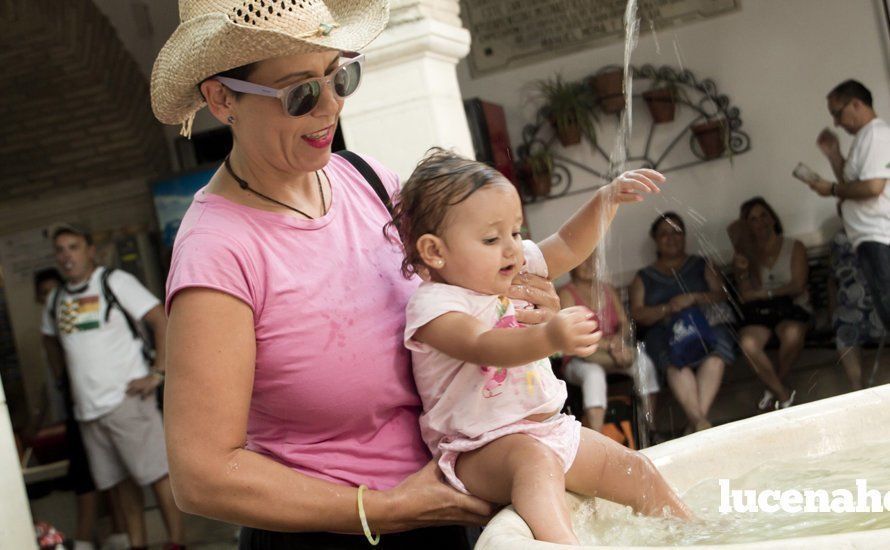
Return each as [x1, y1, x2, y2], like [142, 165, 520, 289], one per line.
[313, 79, 342, 117]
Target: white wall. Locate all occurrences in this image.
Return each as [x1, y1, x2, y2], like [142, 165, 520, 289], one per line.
[457, 0, 890, 284]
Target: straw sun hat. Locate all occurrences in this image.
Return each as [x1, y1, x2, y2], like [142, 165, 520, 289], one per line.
[150, 0, 390, 135]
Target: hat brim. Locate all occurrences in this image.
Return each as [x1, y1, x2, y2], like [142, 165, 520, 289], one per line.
[151, 3, 388, 125]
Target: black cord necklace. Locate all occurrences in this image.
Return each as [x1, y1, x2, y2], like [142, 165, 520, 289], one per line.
[224, 156, 326, 219]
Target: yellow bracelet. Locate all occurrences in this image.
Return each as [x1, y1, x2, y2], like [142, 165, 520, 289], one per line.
[357, 485, 380, 546]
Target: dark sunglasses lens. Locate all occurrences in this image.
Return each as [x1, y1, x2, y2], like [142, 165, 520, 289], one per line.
[333, 61, 361, 98]
[287, 81, 321, 116]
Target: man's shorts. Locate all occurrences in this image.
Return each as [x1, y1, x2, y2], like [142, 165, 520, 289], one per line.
[79, 393, 169, 491]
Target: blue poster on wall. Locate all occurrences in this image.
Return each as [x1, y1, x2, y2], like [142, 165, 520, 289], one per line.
[151, 167, 217, 249]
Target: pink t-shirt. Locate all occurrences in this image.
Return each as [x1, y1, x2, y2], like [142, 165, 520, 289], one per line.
[404, 241, 568, 458]
[166, 154, 429, 490]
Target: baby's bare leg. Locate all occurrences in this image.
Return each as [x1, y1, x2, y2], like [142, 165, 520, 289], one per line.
[455, 434, 579, 544]
[565, 427, 693, 519]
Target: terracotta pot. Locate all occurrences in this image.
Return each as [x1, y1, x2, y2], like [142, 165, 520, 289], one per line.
[524, 162, 552, 197]
[643, 88, 676, 123]
[691, 119, 726, 159]
[551, 117, 582, 147]
[592, 69, 625, 114]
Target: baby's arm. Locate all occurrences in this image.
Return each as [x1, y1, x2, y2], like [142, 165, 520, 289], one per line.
[413, 307, 600, 368]
[538, 169, 665, 279]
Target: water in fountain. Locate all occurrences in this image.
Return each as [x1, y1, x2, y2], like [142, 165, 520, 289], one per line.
[574, 439, 890, 546]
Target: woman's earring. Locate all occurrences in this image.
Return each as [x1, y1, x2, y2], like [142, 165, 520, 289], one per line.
[436, 259, 445, 267]
[227, 115, 235, 125]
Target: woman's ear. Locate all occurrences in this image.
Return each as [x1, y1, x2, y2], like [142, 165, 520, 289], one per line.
[416, 234, 446, 270]
[200, 79, 236, 126]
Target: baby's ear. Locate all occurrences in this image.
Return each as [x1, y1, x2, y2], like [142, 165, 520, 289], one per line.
[416, 233, 445, 269]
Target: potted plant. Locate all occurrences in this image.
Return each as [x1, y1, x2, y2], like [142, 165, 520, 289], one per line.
[533, 75, 597, 147]
[523, 147, 554, 198]
[642, 78, 687, 124]
[591, 67, 625, 114]
[691, 118, 727, 159]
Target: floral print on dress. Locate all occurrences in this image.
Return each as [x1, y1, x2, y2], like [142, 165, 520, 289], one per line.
[480, 296, 520, 398]
[830, 230, 884, 348]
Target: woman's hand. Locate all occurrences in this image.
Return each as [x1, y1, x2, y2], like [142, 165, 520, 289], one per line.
[740, 288, 767, 303]
[609, 340, 634, 369]
[371, 460, 495, 533]
[668, 293, 697, 313]
[601, 169, 665, 204]
[509, 273, 560, 325]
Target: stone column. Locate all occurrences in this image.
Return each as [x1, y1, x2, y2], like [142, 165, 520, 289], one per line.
[0, 380, 37, 550]
[339, 0, 475, 180]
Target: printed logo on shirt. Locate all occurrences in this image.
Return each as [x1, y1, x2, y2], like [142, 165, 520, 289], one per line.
[480, 296, 519, 398]
[58, 295, 101, 334]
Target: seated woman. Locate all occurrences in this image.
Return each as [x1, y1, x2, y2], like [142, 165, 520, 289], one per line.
[558, 256, 660, 433]
[829, 227, 885, 391]
[731, 197, 810, 410]
[630, 213, 735, 433]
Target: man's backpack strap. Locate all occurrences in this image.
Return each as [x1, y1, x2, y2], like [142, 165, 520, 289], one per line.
[100, 268, 140, 341]
[335, 150, 393, 216]
[49, 286, 62, 333]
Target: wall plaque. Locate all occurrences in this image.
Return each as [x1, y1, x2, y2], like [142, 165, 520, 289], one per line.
[461, 0, 740, 76]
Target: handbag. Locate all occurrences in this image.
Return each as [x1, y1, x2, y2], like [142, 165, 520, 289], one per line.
[668, 306, 718, 367]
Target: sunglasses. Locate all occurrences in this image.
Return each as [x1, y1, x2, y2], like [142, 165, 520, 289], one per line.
[829, 98, 852, 120]
[215, 52, 364, 118]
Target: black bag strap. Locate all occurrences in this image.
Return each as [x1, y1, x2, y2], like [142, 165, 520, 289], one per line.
[49, 286, 62, 329]
[101, 268, 157, 362]
[335, 150, 392, 216]
[100, 268, 140, 339]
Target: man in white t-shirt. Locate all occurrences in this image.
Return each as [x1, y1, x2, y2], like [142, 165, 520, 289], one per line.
[41, 224, 185, 550]
[806, 80, 890, 331]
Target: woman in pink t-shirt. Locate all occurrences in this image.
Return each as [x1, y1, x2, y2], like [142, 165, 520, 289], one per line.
[150, 2, 562, 548]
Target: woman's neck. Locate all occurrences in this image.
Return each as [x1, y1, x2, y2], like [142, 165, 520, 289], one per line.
[755, 232, 780, 256]
[228, 149, 316, 200]
[656, 253, 687, 270]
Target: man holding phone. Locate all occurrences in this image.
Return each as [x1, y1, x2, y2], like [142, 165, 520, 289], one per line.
[805, 80, 890, 331]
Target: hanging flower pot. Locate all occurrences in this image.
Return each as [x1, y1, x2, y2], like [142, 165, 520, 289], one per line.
[643, 87, 676, 123]
[592, 69, 625, 114]
[691, 119, 726, 159]
[529, 168, 552, 197]
[534, 75, 597, 148]
[550, 114, 582, 146]
[523, 151, 553, 198]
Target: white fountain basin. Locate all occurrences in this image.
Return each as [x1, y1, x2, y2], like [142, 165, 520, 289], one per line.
[475, 384, 890, 549]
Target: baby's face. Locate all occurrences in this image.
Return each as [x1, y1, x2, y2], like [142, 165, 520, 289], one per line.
[435, 179, 525, 296]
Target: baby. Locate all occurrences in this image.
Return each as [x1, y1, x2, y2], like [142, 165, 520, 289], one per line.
[388, 149, 691, 544]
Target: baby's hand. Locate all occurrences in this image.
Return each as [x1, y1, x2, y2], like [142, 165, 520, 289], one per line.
[601, 169, 665, 204]
[545, 306, 602, 356]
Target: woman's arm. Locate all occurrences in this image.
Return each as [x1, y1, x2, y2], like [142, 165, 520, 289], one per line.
[607, 284, 631, 339]
[165, 289, 492, 533]
[629, 275, 671, 327]
[699, 260, 729, 304]
[666, 260, 728, 311]
[413, 307, 600, 368]
[538, 170, 664, 279]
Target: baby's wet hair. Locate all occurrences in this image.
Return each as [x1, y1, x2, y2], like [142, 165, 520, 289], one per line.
[387, 148, 506, 279]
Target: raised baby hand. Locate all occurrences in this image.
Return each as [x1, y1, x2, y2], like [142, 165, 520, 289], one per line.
[545, 306, 602, 356]
[601, 168, 665, 204]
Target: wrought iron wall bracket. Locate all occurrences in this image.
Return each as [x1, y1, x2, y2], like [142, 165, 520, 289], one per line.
[516, 65, 751, 202]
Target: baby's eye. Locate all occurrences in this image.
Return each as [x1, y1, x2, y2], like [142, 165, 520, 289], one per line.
[482, 237, 499, 245]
